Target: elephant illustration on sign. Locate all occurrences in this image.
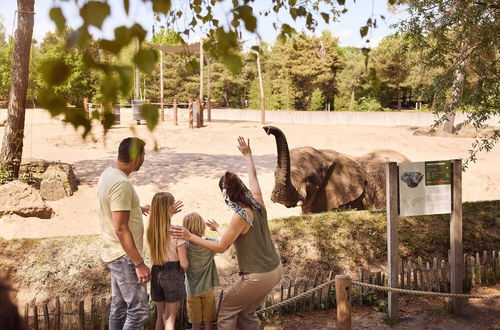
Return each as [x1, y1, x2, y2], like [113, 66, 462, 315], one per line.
[401, 172, 424, 188]
[263, 126, 410, 213]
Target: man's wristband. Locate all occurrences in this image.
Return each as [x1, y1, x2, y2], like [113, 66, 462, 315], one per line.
[134, 260, 145, 269]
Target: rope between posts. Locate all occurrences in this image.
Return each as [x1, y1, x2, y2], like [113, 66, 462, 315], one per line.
[255, 278, 500, 315]
[352, 281, 500, 300]
[256, 278, 336, 315]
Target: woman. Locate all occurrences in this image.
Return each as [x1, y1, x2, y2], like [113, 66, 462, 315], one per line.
[171, 136, 282, 330]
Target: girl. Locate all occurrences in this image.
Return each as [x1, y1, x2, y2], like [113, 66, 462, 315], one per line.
[147, 192, 188, 330]
[182, 212, 220, 330]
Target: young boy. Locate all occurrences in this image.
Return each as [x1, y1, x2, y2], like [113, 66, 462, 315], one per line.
[182, 213, 220, 330]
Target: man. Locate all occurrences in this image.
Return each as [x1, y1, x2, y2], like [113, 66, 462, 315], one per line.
[97, 137, 151, 329]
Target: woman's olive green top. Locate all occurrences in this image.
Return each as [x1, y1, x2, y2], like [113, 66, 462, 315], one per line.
[234, 206, 281, 274]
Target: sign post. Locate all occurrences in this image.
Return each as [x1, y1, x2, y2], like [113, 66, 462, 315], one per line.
[386, 159, 462, 321]
[450, 159, 463, 314]
[386, 162, 399, 321]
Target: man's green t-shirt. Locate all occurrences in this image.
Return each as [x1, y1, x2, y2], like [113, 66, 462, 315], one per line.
[97, 167, 143, 263]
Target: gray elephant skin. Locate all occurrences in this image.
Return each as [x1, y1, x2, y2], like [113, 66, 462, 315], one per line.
[264, 126, 410, 213]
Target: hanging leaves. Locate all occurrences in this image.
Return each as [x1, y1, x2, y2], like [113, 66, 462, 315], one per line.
[49, 7, 66, 32]
[140, 104, 160, 131]
[80, 1, 110, 29]
[40, 59, 70, 86]
[133, 48, 158, 74]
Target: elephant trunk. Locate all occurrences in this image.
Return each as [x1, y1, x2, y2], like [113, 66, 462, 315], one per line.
[263, 126, 301, 206]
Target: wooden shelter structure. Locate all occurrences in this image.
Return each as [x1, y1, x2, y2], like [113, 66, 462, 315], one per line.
[147, 42, 210, 125]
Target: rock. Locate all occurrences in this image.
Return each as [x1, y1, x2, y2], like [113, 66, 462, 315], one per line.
[455, 123, 496, 138]
[412, 127, 436, 136]
[0, 180, 54, 219]
[19, 159, 53, 188]
[40, 164, 78, 201]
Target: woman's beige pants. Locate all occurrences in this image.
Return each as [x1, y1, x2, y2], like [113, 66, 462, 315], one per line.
[217, 263, 282, 330]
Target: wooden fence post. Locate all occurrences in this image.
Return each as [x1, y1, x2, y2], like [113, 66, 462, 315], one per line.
[196, 98, 202, 128]
[24, 304, 29, 330]
[79, 300, 85, 330]
[335, 275, 352, 330]
[173, 98, 178, 126]
[43, 302, 50, 330]
[188, 99, 193, 129]
[386, 162, 399, 321]
[33, 305, 39, 330]
[55, 297, 61, 330]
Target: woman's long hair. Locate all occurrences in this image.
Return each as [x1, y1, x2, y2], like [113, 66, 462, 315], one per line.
[219, 171, 254, 209]
[147, 192, 175, 265]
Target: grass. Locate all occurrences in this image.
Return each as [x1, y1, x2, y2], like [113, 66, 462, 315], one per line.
[269, 200, 500, 278]
[0, 200, 498, 302]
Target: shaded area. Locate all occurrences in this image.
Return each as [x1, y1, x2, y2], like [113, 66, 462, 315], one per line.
[72, 150, 278, 189]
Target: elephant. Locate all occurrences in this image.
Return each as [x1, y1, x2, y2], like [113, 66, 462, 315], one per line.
[263, 126, 410, 213]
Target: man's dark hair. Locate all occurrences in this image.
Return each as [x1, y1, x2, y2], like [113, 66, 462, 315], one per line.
[0, 278, 22, 330]
[118, 137, 146, 163]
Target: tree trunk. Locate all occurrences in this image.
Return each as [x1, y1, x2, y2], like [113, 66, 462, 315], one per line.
[442, 39, 467, 134]
[349, 87, 355, 110]
[396, 84, 401, 110]
[256, 51, 265, 124]
[0, 0, 35, 178]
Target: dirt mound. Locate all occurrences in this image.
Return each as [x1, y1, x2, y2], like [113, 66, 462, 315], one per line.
[1, 201, 497, 307]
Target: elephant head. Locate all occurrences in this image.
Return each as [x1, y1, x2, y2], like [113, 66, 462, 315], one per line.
[264, 126, 368, 213]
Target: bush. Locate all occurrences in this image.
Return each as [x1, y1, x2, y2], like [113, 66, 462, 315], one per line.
[356, 96, 386, 111]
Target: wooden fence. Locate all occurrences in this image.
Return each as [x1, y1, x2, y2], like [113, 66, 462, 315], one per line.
[22, 250, 498, 329]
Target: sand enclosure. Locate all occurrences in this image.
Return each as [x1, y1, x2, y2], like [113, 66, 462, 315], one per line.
[0, 109, 499, 239]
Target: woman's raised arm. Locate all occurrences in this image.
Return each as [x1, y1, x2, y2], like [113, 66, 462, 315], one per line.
[237, 136, 265, 207]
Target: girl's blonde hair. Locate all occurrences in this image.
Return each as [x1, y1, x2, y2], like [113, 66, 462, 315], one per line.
[182, 212, 205, 238]
[147, 192, 175, 265]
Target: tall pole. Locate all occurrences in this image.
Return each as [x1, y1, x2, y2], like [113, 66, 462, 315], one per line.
[207, 56, 212, 122]
[160, 50, 164, 121]
[256, 50, 265, 124]
[199, 39, 204, 101]
[134, 38, 140, 100]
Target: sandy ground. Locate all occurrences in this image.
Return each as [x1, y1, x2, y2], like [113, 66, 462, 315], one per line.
[0, 109, 499, 239]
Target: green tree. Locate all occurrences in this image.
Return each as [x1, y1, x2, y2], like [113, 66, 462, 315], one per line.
[336, 47, 367, 110]
[397, 0, 499, 161]
[34, 28, 97, 107]
[371, 35, 410, 110]
[268, 32, 341, 110]
[0, 23, 12, 101]
[309, 88, 324, 111]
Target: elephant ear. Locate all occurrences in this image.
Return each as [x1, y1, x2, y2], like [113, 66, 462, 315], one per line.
[324, 157, 367, 210]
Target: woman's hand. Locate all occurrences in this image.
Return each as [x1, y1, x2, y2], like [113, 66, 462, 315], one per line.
[206, 219, 220, 232]
[140, 205, 151, 216]
[168, 200, 183, 217]
[238, 136, 251, 157]
[170, 225, 192, 241]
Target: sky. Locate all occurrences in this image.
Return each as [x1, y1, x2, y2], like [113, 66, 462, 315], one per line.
[1, 0, 408, 49]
